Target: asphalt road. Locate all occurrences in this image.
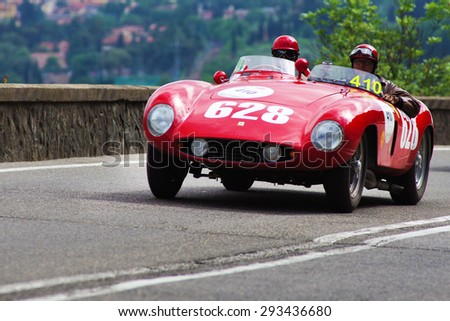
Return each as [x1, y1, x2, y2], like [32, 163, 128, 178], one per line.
[0, 148, 449, 301]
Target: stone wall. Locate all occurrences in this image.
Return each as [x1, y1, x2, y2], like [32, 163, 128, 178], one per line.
[418, 97, 450, 146]
[0, 84, 449, 162]
[0, 84, 156, 162]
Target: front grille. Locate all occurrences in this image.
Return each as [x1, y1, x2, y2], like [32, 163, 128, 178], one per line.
[178, 139, 293, 163]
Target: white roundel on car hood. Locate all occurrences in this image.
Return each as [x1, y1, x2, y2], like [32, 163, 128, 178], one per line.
[217, 86, 274, 99]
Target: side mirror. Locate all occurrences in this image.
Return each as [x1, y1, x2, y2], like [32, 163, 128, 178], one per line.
[295, 58, 310, 79]
[213, 70, 228, 84]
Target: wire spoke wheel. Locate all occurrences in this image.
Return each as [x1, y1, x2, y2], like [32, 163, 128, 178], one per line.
[390, 129, 431, 205]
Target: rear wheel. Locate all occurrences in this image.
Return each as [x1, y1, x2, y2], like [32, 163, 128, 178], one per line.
[390, 129, 431, 205]
[323, 135, 367, 213]
[146, 143, 188, 199]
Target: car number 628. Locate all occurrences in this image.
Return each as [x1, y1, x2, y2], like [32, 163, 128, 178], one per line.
[204, 101, 294, 124]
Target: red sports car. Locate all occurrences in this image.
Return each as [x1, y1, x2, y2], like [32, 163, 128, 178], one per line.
[142, 55, 434, 212]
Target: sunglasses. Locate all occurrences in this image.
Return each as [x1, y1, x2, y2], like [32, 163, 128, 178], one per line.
[272, 50, 298, 60]
[353, 59, 374, 67]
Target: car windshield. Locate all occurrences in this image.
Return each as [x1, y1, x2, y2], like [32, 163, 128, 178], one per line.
[231, 55, 296, 77]
[308, 64, 383, 96]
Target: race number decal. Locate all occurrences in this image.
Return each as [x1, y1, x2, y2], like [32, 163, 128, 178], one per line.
[217, 86, 274, 99]
[349, 75, 383, 95]
[204, 101, 293, 124]
[400, 112, 418, 150]
[378, 102, 395, 144]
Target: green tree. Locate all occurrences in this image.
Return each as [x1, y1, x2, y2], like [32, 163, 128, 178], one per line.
[101, 48, 132, 75]
[302, 0, 450, 95]
[69, 52, 101, 83]
[0, 40, 41, 83]
[18, 0, 45, 26]
[43, 57, 63, 73]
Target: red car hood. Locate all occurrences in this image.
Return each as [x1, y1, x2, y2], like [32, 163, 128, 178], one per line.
[174, 80, 343, 145]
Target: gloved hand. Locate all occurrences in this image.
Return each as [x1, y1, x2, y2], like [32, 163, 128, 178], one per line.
[383, 94, 400, 105]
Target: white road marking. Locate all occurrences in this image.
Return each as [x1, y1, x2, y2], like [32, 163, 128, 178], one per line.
[0, 216, 447, 300]
[313, 215, 450, 246]
[365, 225, 450, 247]
[0, 163, 103, 173]
[2, 215, 447, 297]
[434, 145, 450, 151]
[0, 160, 141, 173]
[0, 268, 155, 296]
[28, 225, 450, 301]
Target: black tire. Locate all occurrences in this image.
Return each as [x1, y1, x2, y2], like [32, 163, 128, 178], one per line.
[390, 129, 431, 205]
[323, 135, 367, 213]
[146, 143, 188, 199]
[221, 172, 254, 191]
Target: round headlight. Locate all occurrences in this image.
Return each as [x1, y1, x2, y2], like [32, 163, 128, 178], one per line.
[191, 139, 209, 157]
[147, 104, 174, 136]
[311, 120, 343, 151]
[263, 144, 281, 162]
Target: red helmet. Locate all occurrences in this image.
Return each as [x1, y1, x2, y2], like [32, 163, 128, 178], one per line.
[272, 35, 299, 53]
[349, 44, 379, 63]
[349, 44, 379, 72]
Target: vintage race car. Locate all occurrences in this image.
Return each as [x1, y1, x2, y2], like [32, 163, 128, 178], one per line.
[142, 55, 434, 212]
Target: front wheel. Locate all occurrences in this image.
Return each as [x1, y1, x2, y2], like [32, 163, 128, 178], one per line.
[146, 143, 188, 199]
[323, 135, 367, 213]
[390, 129, 432, 205]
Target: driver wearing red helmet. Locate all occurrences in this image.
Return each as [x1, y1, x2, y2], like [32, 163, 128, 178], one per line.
[272, 35, 310, 78]
[349, 44, 420, 118]
[271, 35, 299, 62]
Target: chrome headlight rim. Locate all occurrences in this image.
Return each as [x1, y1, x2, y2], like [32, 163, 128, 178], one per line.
[311, 120, 344, 152]
[147, 104, 174, 137]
